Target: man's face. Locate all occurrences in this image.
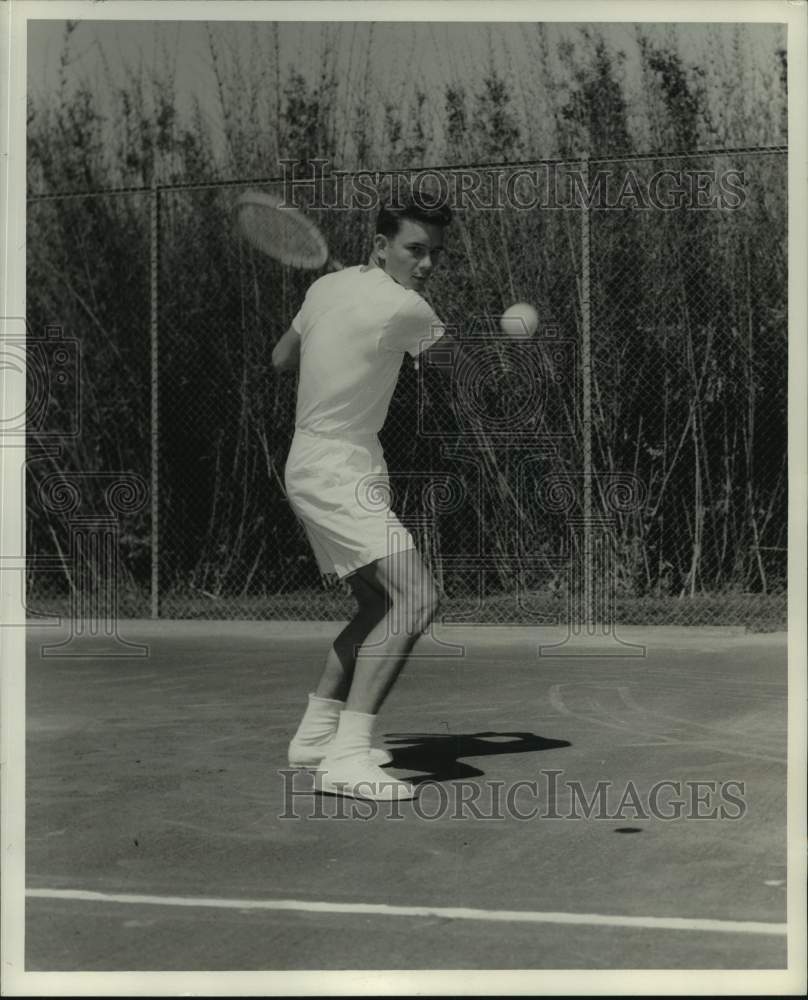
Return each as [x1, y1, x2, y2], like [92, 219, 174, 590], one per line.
[374, 218, 445, 293]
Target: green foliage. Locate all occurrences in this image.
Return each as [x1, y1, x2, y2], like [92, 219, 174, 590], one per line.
[444, 85, 469, 159]
[560, 35, 632, 155]
[281, 69, 339, 163]
[471, 70, 522, 161]
[638, 38, 708, 150]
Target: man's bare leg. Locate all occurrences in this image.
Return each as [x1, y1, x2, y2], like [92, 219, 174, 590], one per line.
[288, 573, 391, 767]
[344, 547, 440, 713]
[314, 573, 389, 701]
[316, 547, 439, 798]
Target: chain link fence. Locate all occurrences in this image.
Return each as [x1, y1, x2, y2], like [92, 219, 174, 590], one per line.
[25, 148, 787, 628]
[587, 151, 787, 627]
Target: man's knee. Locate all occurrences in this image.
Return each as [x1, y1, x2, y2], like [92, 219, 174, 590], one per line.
[424, 584, 442, 622]
[396, 581, 441, 632]
[349, 573, 389, 621]
[362, 591, 389, 622]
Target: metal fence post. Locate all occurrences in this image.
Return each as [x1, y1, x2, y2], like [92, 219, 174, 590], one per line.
[581, 152, 593, 630]
[149, 168, 160, 619]
[540, 153, 645, 657]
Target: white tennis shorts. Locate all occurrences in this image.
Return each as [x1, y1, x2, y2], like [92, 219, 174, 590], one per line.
[284, 428, 416, 580]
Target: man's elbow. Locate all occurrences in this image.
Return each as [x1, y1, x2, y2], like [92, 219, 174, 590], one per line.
[271, 349, 297, 372]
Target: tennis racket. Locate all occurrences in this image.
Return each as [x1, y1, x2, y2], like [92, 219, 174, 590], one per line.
[236, 189, 343, 271]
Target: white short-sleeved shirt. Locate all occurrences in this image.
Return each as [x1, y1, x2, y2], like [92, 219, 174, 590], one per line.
[290, 265, 446, 437]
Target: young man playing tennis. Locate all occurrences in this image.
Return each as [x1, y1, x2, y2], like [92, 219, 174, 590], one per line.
[272, 193, 453, 801]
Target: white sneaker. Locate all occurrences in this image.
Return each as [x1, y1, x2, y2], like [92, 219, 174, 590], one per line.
[288, 739, 393, 769]
[315, 757, 417, 801]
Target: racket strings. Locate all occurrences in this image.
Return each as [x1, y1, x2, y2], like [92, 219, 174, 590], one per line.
[237, 194, 328, 269]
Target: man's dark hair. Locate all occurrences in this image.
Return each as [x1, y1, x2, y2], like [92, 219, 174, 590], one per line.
[375, 193, 453, 238]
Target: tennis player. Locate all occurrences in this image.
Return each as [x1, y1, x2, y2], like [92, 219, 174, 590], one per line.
[272, 193, 453, 801]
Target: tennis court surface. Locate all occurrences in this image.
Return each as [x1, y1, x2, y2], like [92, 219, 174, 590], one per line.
[26, 621, 787, 971]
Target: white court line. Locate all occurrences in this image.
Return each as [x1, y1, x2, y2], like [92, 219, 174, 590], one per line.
[26, 888, 786, 937]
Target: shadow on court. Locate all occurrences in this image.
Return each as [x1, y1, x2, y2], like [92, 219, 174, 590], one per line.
[23, 621, 788, 972]
[382, 731, 572, 781]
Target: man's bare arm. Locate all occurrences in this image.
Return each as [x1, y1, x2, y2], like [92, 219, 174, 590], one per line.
[272, 326, 301, 372]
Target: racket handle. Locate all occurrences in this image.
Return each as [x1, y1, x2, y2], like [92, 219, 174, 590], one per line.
[327, 256, 344, 272]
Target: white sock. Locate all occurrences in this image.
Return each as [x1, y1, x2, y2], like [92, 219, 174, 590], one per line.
[290, 693, 342, 746]
[322, 709, 375, 763]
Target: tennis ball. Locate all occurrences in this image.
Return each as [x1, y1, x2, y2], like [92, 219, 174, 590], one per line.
[500, 302, 539, 339]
